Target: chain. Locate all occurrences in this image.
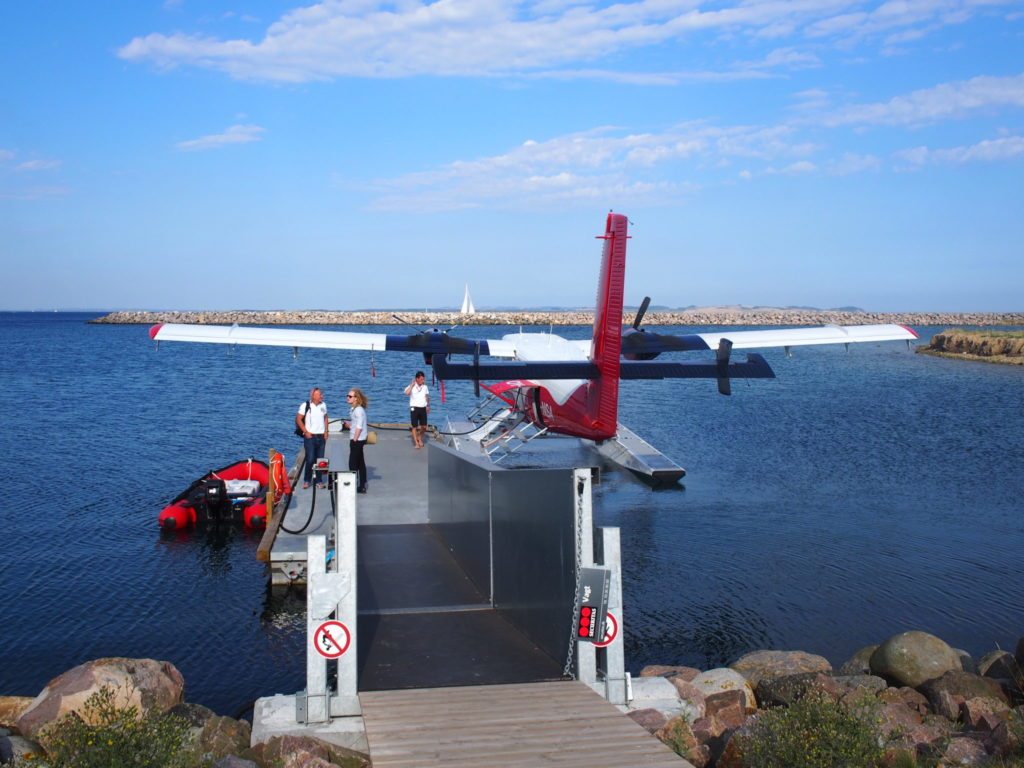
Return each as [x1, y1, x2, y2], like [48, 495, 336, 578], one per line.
[562, 474, 587, 679]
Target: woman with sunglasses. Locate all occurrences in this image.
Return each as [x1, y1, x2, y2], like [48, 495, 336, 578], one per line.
[344, 388, 369, 493]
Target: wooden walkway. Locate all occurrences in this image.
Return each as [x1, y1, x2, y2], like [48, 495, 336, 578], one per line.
[360, 681, 692, 767]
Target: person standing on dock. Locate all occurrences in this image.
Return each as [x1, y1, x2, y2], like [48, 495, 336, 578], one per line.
[404, 371, 430, 449]
[297, 387, 329, 489]
[345, 388, 369, 493]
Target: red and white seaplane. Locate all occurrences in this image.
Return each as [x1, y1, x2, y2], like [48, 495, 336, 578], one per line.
[149, 213, 917, 484]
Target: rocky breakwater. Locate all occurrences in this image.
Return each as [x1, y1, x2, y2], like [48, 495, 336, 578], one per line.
[918, 330, 1024, 365]
[91, 308, 1024, 327]
[627, 631, 1024, 767]
[0, 657, 368, 768]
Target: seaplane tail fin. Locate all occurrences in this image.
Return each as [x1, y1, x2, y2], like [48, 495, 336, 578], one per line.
[584, 212, 629, 438]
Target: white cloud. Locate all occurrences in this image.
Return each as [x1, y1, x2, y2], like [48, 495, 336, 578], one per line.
[359, 122, 823, 210]
[16, 159, 62, 172]
[894, 135, 1024, 166]
[0, 186, 71, 201]
[827, 152, 881, 174]
[117, 0, 1006, 84]
[823, 72, 1024, 126]
[175, 124, 265, 151]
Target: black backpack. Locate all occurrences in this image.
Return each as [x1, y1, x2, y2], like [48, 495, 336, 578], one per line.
[294, 401, 309, 437]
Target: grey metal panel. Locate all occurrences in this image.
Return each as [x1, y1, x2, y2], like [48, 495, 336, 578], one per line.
[427, 443, 493, 600]
[491, 468, 576, 663]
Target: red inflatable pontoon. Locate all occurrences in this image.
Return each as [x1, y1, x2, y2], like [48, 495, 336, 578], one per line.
[159, 458, 270, 529]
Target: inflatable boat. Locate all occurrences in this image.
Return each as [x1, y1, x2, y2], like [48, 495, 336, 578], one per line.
[159, 458, 271, 529]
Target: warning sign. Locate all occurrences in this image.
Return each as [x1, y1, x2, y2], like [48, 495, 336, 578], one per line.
[593, 612, 618, 648]
[575, 567, 611, 644]
[313, 620, 351, 659]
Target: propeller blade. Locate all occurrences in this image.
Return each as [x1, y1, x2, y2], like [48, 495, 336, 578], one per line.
[632, 296, 651, 330]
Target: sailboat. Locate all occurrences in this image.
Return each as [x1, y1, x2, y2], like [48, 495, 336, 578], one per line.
[460, 284, 476, 315]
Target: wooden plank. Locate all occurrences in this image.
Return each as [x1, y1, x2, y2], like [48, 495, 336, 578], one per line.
[360, 681, 691, 768]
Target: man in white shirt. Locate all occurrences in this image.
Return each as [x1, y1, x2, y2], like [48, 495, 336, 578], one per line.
[296, 387, 329, 489]
[403, 371, 430, 449]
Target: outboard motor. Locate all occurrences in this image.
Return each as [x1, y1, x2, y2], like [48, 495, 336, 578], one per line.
[188, 477, 229, 523]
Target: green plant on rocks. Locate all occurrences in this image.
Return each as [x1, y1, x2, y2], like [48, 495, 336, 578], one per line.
[740, 691, 884, 768]
[35, 685, 191, 768]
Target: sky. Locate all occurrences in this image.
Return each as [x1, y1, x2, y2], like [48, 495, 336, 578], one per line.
[1, 1, 1022, 312]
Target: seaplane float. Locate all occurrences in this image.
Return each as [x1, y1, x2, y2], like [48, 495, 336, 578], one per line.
[149, 212, 917, 485]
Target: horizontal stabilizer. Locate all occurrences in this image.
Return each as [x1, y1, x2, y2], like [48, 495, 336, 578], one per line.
[619, 354, 775, 381]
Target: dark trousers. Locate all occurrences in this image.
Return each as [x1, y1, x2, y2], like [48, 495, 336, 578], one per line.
[349, 439, 367, 489]
[303, 434, 326, 482]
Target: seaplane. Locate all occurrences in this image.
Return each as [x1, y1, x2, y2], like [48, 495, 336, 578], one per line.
[149, 212, 917, 484]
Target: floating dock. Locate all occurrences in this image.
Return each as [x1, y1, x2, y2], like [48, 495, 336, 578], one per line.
[253, 426, 691, 766]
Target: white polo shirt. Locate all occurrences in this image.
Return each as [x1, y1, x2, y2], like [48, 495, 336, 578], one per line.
[298, 401, 328, 434]
[409, 382, 429, 408]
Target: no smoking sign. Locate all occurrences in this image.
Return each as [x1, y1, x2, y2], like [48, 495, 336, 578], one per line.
[312, 620, 352, 659]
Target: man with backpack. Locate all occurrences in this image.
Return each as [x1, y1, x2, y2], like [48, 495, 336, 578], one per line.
[296, 387, 329, 489]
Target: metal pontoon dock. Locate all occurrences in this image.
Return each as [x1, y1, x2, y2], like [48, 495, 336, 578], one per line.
[253, 426, 691, 766]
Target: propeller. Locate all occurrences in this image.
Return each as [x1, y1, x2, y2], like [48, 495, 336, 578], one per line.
[632, 296, 651, 330]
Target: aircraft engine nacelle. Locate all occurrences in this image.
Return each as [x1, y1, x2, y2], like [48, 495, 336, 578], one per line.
[621, 328, 660, 361]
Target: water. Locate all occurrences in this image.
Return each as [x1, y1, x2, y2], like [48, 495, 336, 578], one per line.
[1, 312, 1022, 714]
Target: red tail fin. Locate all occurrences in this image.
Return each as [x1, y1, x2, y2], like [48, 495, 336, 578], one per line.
[585, 212, 628, 438]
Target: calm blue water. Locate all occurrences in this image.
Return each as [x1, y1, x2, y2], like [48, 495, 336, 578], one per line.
[1, 312, 1022, 714]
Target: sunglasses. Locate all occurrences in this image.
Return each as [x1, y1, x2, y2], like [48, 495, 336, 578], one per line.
[346, 394, 355, 398]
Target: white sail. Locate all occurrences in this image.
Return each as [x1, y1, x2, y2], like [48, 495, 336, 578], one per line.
[460, 284, 476, 315]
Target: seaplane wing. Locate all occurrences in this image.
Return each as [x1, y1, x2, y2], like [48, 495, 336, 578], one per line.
[149, 212, 917, 475]
[619, 323, 917, 357]
[149, 323, 519, 358]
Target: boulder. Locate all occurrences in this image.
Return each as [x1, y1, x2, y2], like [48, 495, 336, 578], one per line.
[934, 690, 967, 721]
[755, 672, 841, 708]
[214, 757, 259, 768]
[838, 645, 878, 676]
[938, 735, 988, 766]
[246, 734, 369, 768]
[876, 700, 924, 740]
[0, 697, 34, 729]
[731, 650, 832, 688]
[955, 649, 979, 675]
[877, 686, 930, 715]
[668, 678, 707, 721]
[1016, 637, 1024, 666]
[960, 697, 1010, 732]
[704, 690, 746, 731]
[628, 708, 668, 734]
[978, 650, 1021, 681]
[689, 716, 728, 765]
[869, 631, 962, 688]
[832, 674, 888, 697]
[639, 665, 700, 681]
[690, 668, 757, 713]
[889, 720, 953, 761]
[0, 733, 45, 763]
[987, 715, 1022, 757]
[283, 753, 339, 768]
[654, 717, 702, 765]
[168, 701, 217, 728]
[919, 670, 1009, 711]
[196, 715, 252, 761]
[16, 658, 185, 740]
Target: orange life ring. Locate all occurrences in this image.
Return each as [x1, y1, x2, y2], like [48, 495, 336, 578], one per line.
[271, 452, 292, 496]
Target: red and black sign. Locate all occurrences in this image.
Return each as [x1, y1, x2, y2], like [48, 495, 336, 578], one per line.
[575, 567, 611, 644]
